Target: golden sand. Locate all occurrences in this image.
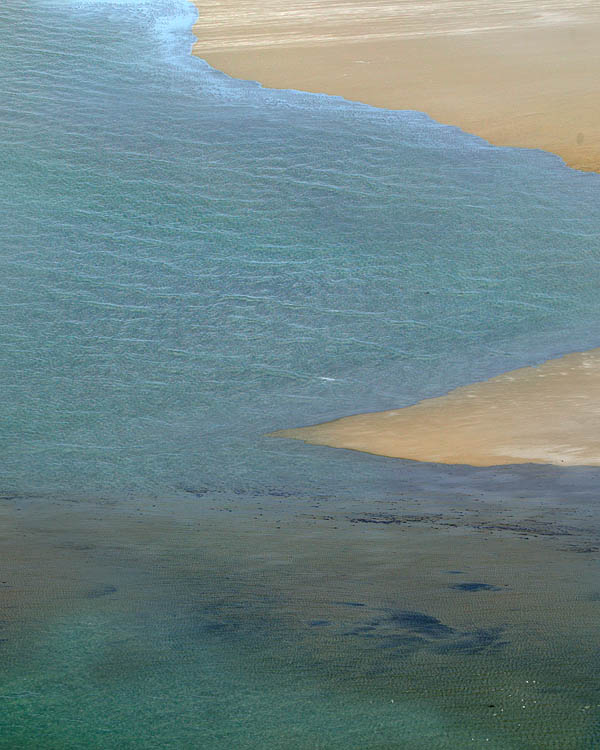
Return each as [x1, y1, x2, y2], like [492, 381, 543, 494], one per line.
[190, 0, 600, 173]
[270, 349, 600, 466]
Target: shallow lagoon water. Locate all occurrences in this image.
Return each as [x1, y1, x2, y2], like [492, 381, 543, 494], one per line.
[1, 0, 600, 747]
[3, 0, 600, 498]
[2, 494, 600, 749]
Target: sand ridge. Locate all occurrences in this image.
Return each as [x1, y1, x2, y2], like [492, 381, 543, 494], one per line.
[190, 0, 600, 173]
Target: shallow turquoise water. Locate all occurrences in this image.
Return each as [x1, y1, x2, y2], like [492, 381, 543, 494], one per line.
[2, 1, 600, 747]
[2, 0, 600, 500]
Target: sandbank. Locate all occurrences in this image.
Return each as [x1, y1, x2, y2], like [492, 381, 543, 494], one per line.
[190, 0, 600, 173]
[271, 349, 600, 466]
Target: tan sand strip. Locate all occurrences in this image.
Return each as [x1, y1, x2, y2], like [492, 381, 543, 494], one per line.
[270, 349, 600, 466]
[190, 0, 600, 173]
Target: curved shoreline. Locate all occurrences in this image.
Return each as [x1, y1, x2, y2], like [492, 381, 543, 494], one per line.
[190, 0, 600, 174]
[189, 1, 600, 467]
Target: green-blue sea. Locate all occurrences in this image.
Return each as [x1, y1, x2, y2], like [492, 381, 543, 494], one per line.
[1, 0, 600, 747]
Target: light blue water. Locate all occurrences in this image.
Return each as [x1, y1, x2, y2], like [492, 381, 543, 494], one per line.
[2, 0, 600, 502]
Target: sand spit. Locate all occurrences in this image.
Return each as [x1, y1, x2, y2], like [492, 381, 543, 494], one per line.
[190, 0, 600, 173]
[270, 349, 600, 466]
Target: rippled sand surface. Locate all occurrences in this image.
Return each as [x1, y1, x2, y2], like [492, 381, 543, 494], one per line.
[272, 349, 600, 466]
[191, 0, 600, 172]
[192, 0, 596, 48]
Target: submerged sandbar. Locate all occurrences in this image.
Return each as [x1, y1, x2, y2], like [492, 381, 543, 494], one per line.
[190, 0, 600, 173]
[271, 349, 600, 467]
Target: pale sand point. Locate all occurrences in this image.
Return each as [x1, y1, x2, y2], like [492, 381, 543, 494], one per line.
[190, 0, 600, 173]
[270, 349, 600, 466]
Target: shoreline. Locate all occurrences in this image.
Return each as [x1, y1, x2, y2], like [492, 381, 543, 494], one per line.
[271, 348, 600, 467]
[188, 1, 600, 467]
[190, 1, 600, 173]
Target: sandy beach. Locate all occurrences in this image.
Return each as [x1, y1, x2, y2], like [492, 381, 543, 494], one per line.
[191, 0, 600, 173]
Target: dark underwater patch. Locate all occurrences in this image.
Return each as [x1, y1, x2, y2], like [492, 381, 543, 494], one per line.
[388, 610, 454, 638]
[86, 585, 118, 599]
[435, 628, 507, 654]
[342, 625, 378, 637]
[376, 635, 426, 651]
[451, 582, 501, 592]
[341, 609, 507, 657]
[176, 485, 210, 498]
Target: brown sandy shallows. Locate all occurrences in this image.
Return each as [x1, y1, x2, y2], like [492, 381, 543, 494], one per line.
[3, 490, 600, 746]
[190, 0, 600, 173]
[270, 349, 600, 466]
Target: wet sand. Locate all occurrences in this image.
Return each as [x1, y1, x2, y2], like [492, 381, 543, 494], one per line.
[271, 349, 600, 467]
[190, 0, 600, 173]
